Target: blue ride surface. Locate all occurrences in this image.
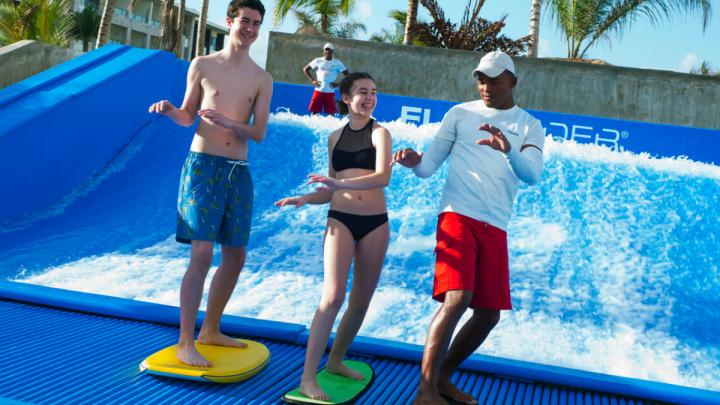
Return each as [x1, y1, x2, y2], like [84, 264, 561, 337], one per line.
[1, 45, 719, 404]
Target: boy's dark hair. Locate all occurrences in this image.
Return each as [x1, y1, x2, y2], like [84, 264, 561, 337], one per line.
[227, 0, 265, 21]
[336, 72, 375, 116]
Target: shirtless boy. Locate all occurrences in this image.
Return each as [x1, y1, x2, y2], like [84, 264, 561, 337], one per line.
[148, 0, 272, 368]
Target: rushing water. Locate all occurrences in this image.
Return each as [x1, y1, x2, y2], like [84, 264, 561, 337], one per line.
[1, 113, 719, 391]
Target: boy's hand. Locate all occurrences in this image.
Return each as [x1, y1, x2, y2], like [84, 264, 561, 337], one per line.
[149, 100, 176, 115]
[198, 109, 232, 128]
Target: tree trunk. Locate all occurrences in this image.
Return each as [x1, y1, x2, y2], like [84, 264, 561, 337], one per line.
[159, 0, 176, 52]
[195, 0, 208, 57]
[95, 0, 115, 48]
[403, 0, 417, 45]
[528, 0, 540, 57]
[320, 14, 329, 34]
[83, 39, 89, 51]
[174, 0, 186, 57]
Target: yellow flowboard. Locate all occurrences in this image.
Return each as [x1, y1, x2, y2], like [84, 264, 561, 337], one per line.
[139, 339, 270, 383]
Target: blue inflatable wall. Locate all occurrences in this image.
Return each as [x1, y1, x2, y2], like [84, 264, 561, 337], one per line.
[0, 45, 186, 224]
[270, 83, 720, 166]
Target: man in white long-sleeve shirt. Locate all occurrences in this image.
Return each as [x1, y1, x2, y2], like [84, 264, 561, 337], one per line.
[391, 51, 545, 405]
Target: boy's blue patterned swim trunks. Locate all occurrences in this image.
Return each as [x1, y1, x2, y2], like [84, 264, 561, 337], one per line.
[176, 151, 253, 247]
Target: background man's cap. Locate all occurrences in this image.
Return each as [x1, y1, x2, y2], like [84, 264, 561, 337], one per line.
[324, 43, 334, 51]
[472, 51, 515, 79]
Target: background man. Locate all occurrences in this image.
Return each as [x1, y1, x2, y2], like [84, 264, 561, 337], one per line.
[391, 51, 545, 405]
[303, 43, 349, 115]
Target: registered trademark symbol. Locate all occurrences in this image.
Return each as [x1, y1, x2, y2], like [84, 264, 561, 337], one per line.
[621, 131, 629, 138]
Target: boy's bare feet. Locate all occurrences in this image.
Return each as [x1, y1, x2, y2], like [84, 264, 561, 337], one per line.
[197, 331, 248, 348]
[438, 378, 477, 404]
[326, 361, 365, 380]
[299, 378, 329, 401]
[176, 344, 213, 368]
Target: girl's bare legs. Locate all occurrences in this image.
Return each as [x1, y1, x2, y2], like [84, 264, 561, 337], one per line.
[298, 219, 355, 401]
[326, 222, 389, 379]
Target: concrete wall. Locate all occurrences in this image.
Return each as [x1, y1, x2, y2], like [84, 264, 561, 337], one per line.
[266, 32, 720, 131]
[0, 41, 84, 90]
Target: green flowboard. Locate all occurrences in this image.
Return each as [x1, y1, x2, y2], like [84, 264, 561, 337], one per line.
[282, 360, 375, 405]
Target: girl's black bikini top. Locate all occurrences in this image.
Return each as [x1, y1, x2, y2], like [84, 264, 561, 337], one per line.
[331, 119, 376, 172]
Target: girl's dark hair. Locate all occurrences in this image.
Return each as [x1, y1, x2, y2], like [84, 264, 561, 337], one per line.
[335, 72, 375, 116]
[227, 0, 265, 21]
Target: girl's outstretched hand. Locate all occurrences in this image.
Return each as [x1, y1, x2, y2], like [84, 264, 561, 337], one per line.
[307, 174, 342, 192]
[274, 195, 309, 208]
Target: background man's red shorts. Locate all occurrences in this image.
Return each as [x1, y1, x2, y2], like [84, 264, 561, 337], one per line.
[308, 90, 337, 114]
[433, 212, 512, 310]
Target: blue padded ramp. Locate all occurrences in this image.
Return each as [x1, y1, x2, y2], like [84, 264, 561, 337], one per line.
[0, 45, 182, 224]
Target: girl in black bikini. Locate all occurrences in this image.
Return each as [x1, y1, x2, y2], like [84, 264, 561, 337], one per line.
[275, 72, 393, 401]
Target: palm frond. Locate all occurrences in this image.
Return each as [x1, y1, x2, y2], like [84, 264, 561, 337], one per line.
[329, 19, 365, 38]
[273, 0, 309, 28]
[547, 0, 713, 58]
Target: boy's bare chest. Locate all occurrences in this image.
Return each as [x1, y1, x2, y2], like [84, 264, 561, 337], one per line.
[200, 73, 258, 116]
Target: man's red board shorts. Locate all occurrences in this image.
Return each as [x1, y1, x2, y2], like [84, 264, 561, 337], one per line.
[308, 90, 337, 114]
[433, 212, 512, 310]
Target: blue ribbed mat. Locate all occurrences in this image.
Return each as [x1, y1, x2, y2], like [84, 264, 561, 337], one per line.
[0, 298, 669, 405]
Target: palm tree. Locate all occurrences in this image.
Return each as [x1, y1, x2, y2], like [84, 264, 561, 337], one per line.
[411, 0, 529, 55]
[546, 0, 713, 59]
[95, 0, 114, 47]
[289, 1, 365, 38]
[690, 60, 720, 76]
[0, 0, 35, 45]
[195, 0, 208, 57]
[330, 20, 365, 38]
[370, 10, 412, 44]
[158, 0, 186, 54]
[528, 0, 541, 57]
[403, 0, 417, 45]
[0, 0, 76, 46]
[273, 0, 353, 34]
[73, 5, 100, 51]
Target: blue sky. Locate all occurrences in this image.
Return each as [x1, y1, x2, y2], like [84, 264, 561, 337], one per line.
[186, 0, 719, 73]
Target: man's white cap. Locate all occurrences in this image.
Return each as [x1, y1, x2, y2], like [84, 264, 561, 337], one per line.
[324, 43, 334, 51]
[472, 51, 515, 79]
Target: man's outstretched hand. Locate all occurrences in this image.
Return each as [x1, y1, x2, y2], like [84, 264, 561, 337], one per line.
[390, 148, 423, 168]
[476, 124, 511, 153]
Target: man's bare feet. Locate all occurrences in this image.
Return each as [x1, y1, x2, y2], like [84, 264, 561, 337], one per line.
[197, 331, 248, 348]
[299, 378, 329, 401]
[438, 378, 477, 404]
[325, 361, 365, 380]
[412, 387, 450, 405]
[176, 344, 213, 368]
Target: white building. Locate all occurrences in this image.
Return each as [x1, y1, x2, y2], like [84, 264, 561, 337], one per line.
[72, 0, 229, 60]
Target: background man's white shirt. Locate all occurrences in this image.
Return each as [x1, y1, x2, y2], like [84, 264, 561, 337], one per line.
[309, 58, 346, 93]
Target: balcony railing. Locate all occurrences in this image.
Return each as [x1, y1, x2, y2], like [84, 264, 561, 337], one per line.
[150, 20, 161, 27]
[80, 0, 98, 8]
[132, 14, 147, 23]
[109, 39, 124, 45]
[114, 7, 128, 17]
